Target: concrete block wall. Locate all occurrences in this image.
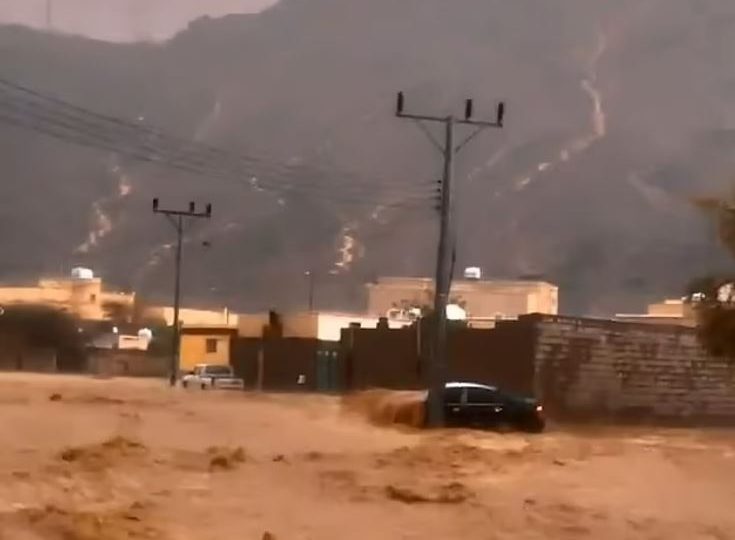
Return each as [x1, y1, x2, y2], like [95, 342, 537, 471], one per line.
[0, 348, 58, 373]
[341, 327, 421, 391]
[531, 315, 735, 422]
[87, 350, 168, 378]
[231, 337, 323, 391]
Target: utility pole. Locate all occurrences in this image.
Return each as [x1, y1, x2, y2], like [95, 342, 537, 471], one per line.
[153, 198, 212, 387]
[305, 270, 315, 311]
[395, 92, 505, 427]
[45, 0, 52, 30]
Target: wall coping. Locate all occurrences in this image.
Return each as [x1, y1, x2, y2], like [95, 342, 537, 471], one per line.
[520, 313, 697, 336]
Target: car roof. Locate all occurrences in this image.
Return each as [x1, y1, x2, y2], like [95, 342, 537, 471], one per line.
[445, 381, 498, 391]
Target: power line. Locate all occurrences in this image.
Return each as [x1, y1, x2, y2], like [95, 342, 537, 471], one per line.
[0, 87, 435, 208]
[0, 101, 433, 208]
[0, 77, 436, 203]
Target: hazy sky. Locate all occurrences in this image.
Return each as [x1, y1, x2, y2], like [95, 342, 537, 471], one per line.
[0, 0, 277, 42]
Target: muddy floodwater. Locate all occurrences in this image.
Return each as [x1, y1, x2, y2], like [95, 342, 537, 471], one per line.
[0, 374, 733, 539]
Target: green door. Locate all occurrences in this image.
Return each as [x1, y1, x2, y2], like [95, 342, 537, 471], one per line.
[316, 349, 340, 392]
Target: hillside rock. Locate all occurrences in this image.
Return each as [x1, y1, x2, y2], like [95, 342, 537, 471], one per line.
[0, 0, 733, 314]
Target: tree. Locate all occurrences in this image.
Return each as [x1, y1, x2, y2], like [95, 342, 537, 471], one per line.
[0, 304, 86, 371]
[692, 195, 735, 259]
[688, 194, 735, 359]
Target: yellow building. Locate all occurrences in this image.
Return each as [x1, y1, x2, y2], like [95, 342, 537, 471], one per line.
[366, 276, 559, 320]
[0, 269, 135, 321]
[136, 304, 239, 372]
[179, 327, 237, 372]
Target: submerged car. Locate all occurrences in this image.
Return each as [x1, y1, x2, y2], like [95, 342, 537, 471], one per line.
[441, 382, 545, 432]
[181, 364, 244, 390]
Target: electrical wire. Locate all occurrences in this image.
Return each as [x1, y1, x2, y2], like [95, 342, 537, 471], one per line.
[0, 77, 439, 207]
[0, 89, 436, 207]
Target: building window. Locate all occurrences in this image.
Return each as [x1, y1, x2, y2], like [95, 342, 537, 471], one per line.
[90, 294, 97, 302]
[206, 338, 218, 354]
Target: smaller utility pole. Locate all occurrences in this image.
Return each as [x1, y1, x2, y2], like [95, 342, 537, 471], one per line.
[305, 270, 315, 311]
[396, 92, 505, 427]
[45, 0, 53, 30]
[153, 198, 212, 387]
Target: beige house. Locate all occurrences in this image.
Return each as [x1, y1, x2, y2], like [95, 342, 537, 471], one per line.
[615, 299, 696, 327]
[142, 306, 238, 328]
[238, 311, 407, 341]
[0, 269, 237, 330]
[366, 276, 559, 322]
[0, 270, 135, 321]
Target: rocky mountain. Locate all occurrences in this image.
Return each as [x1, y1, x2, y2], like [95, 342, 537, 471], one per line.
[0, 0, 734, 315]
[0, 0, 275, 42]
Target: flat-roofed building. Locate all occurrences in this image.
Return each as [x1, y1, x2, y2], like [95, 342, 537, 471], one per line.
[237, 311, 407, 341]
[615, 298, 696, 327]
[366, 276, 559, 322]
[0, 269, 134, 321]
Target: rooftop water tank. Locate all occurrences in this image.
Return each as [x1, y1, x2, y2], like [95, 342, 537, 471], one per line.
[71, 267, 95, 280]
[138, 328, 153, 340]
[463, 267, 482, 280]
[446, 304, 467, 321]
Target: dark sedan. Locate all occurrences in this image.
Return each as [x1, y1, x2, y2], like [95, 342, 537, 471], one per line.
[442, 382, 545, 432]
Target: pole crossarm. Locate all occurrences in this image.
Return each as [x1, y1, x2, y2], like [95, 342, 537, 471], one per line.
[156, 209, 212, 219]
[397, 113, 503, 130]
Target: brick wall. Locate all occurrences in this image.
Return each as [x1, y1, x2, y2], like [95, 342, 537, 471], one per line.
[531, 315, 735, 422]
[0, 347, 57, 372]
[231, 338, 259, 388]
[341, 327, 421, 390]
[448, 322, 536, 395]
[340, 322, 537, 393]
[231, 337, 321, 391]
[86, 350, 168, 378]
[231, 314, 735, 424]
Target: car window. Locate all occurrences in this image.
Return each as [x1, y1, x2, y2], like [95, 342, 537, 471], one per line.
[496, 391, 517, 404]
[444, 387, 462, 404]
[501, 392, 533, 407]
[206, 365, 231, 376]
[467, 387, 500, 404]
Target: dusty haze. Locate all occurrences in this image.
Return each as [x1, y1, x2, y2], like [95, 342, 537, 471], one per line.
[0, 0, 277, 41]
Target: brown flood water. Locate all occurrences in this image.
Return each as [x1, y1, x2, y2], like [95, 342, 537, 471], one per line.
[0, 374, 733, 539]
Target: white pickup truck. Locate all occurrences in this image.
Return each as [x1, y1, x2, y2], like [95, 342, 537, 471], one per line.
[181, 364, 244, 390]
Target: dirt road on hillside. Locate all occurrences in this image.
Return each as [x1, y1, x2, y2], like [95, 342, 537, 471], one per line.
[0, 375, 733, 539]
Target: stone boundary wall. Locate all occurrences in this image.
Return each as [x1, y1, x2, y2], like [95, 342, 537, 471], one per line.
[530, 315, 735, 422]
